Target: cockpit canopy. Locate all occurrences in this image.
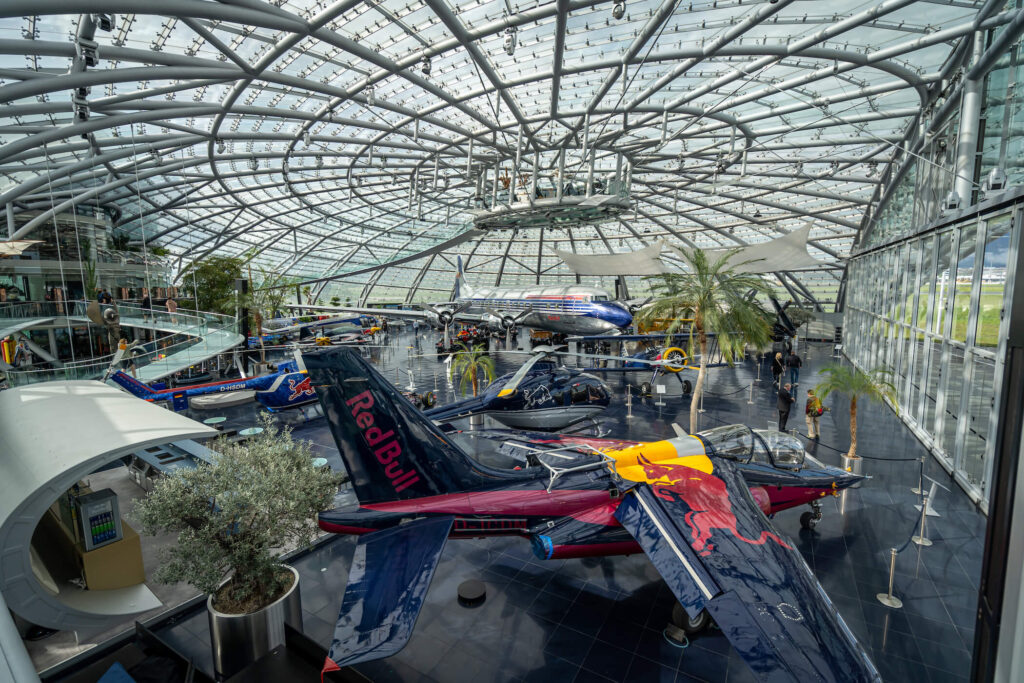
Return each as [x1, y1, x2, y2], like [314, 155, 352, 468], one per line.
[696, 424, 808, 470]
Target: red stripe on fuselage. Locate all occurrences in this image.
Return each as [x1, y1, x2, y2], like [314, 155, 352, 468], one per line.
[547, 541, 641, 559]
[141, 376, 261, 395]
[765, 486, 832, 513]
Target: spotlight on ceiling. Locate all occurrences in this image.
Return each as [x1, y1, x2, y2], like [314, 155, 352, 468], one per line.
[421, 55, 431, 75]
[866, 161, 878, 178]
[753, 209, 762, 219]
[986, 166, 1007, 192]
[249, 156, 258, 171]
[92, 13, 115, 32]
[303, 131, 311, 146]
[316, 155, 324, 168]
[612, 0, 626, 19]
[504, 26, 517, 56]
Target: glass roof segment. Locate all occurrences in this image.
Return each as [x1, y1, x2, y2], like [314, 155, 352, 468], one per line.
[0, 1, 998, 310]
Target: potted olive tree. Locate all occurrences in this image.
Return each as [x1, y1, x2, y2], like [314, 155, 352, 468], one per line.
[136, 414, 342, 678]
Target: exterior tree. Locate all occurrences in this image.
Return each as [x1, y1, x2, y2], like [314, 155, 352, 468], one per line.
[135, 414, 342, 614]
[813, 364, 897, 459]
[244, 262, 292, 363]
[180, 255, 244, 315]
[638, 249, 774, 434]
[449, 342, 495, 397]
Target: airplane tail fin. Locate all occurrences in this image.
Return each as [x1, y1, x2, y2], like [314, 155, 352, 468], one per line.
[455, 255, 473, 300]
[109, 370, 156, 399]
[303, 347, 494, 504]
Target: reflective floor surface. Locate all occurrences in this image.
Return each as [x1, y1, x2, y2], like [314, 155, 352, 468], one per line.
[155, 330, 985, 682]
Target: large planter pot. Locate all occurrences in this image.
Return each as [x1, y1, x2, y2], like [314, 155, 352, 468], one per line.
[208, 565, 302, 679]
[841, 454, 864, 488]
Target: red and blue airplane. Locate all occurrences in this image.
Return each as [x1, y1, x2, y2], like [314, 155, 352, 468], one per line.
[109, 357, 317, 412]
[305, 347, 880, 681]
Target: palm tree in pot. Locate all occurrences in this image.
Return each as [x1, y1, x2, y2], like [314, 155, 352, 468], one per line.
[637, 249, 773, 434]
[813, 364, 897, 458]
[136, 414, 342, 677]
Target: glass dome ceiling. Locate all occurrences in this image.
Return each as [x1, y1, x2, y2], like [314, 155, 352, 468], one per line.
[0, 0, 1001, 306]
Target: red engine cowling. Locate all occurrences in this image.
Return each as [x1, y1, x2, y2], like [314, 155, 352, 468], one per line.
[749, 486, 772, 515]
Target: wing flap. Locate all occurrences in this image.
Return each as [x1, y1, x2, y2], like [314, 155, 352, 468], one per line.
[614, 490, 718, 618]
[326, 516, 453, 669]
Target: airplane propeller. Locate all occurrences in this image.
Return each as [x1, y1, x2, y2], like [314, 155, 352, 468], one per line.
[421, 302, 468, 349]
[627, 296, 653, 315]
[486, 307, 532, 347]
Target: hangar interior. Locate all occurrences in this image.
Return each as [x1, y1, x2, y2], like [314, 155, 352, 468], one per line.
[2, 1, 1024, 682]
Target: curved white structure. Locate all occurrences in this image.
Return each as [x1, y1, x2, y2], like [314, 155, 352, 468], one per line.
[0, 381, 216, 630]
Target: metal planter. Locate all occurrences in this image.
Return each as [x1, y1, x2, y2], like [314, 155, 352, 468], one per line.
[207, 565, 302, 679]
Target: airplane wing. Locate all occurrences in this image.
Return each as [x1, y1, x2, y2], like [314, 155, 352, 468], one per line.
[324, 516, 454, 673]
[614, 461, 880, 682]
[284, 303, 486, 325]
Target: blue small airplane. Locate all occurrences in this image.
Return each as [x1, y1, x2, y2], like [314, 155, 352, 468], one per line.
[108, 357, 317, 412]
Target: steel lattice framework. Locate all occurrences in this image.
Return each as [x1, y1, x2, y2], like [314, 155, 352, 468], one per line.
[0, 0, 1008, 307]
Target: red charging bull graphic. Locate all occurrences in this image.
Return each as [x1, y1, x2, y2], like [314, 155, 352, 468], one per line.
[638, 455, 790, 557]
[287, 376, 316, 401]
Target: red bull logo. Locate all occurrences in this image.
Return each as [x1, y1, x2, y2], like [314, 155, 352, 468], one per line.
[638, 455, 790, 557]
[346, 389, 420, 494]
[287, 376, 316, 401]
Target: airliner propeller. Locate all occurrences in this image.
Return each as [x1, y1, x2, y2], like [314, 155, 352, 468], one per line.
[422, 302, 468, 348]
[627, 296, 653, 315]
[486, 307, 532, 347]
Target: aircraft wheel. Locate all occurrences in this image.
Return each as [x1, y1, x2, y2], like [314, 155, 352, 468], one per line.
[422, 391, 436, 408]
[800, 511, 818, 529]
[680, 379, 692, 395]
[639, 381, 652, 396]
[671, 602, 711, 635]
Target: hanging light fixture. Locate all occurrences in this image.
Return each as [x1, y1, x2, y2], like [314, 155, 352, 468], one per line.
[421, 55, 431, 75]
[612, 0, 626, 20]
[504, 26, 517, 56]
[249, 156, 258, 171]
[216, 139, 225, 153]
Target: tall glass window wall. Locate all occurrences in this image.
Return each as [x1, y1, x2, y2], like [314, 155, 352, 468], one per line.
[844, 202, 1018, 506]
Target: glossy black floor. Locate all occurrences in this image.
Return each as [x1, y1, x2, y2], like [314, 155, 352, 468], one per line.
[158, 330, 986, 682]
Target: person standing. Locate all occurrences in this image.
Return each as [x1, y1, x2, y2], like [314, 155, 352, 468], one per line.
[141, 291, 152, 321]
[772, 352, 785, 388]
[777, 382, 795, 431]
[165, 296, 177, 323]
[787, 350, 802, 386]
[12, 339, 32, 368]
[805, 388, 825, 439]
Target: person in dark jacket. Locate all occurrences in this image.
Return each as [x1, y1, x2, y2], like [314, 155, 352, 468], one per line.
[141, 291, 152, 321]
[777, 383, 795, 431]
[787, 351, 802, 386]
[772, 352, 785, 388]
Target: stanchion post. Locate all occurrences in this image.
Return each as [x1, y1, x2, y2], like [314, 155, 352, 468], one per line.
[876, 548, 904, 608]
[747, 380, 754, 405]
[911, 455, 926, 495]
[912, 495, 933, 547]
[626, 386, 633, 420]
[698, 388, 705, 413]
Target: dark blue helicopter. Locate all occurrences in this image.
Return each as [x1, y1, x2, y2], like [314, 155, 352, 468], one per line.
[425, 346, 612, 430]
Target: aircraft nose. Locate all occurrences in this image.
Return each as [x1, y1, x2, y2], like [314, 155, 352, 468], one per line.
[604, 302, 633, 328]
[833, 468, 867, 490]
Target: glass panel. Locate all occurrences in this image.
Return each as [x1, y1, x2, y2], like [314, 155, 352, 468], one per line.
[909, 336, 927, 421]
[962, 355, 995, 489]
[903, 239, 922, 326]
[976, 213, 1012, 348]
[932, 231, 954, 335]
[917, 235, 936, 332]
[924, 338, 943, 433]
[951, 222, 977, 343]
[940, 344, 966, 451]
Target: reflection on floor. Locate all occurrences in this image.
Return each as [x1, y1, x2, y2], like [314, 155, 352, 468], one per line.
[59, 330, 987, 682]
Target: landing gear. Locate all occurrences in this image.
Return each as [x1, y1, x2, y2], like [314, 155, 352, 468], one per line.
[800, 500, 823, 529]
[671, 602, 712, 635]
[639, 381, 652, 396]
[680, 379, 692, 395]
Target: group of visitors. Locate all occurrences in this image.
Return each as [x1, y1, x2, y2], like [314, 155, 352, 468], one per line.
[773, 349, 828, 438]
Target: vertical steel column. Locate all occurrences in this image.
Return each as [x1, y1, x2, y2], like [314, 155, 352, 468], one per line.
[556, 148, 565, 200]
[5, 203, 13, 238]
[955, 33, 985, 206]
